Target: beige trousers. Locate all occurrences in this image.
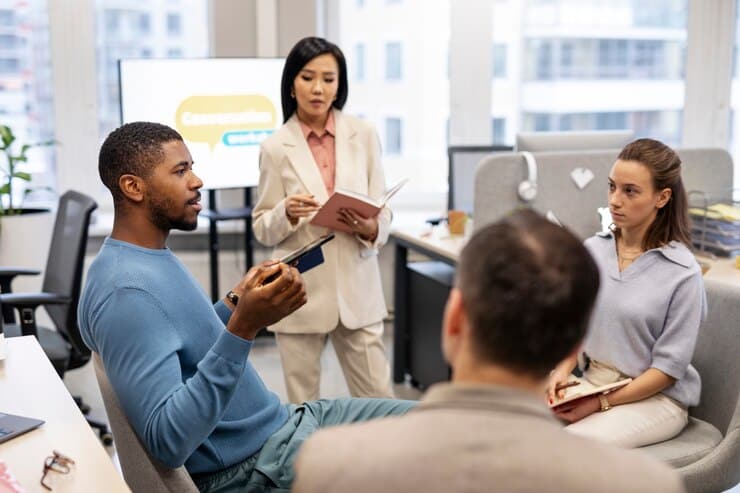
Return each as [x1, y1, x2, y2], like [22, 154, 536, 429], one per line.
[274, 320, 394, 403]
[566, 360, 688, 448]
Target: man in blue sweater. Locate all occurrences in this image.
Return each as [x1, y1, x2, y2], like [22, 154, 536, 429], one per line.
[79, 122, 413, 492]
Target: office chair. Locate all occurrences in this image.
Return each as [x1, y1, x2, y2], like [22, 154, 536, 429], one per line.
[642, 279, 740, 493]
[93, 353, 198, 493]
[0, 190, 112, 444]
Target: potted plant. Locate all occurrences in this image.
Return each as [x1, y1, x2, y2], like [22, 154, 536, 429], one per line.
[0, 124, 56, 217]
[0, 124, 56, 282]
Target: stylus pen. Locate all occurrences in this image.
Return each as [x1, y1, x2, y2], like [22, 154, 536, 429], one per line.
[554, 381, 581, 392]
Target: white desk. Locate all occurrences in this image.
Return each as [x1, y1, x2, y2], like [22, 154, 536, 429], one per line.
[0, 336, 129, 493]
[696, 254, 740, 286]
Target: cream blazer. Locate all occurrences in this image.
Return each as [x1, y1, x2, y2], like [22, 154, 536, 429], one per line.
[252, 109, 390, 334]
[293, 383, 685, 493]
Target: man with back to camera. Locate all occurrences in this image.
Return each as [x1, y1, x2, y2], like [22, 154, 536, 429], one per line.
[293, 209, 685, 493]
[78, 121, 414, 492]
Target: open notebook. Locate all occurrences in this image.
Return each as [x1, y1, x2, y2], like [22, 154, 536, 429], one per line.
[310, 179, 407, 234]
[549, 378, 632, 408]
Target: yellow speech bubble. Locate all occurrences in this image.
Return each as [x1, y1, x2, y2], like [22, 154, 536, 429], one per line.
[175, 95, 277, 150]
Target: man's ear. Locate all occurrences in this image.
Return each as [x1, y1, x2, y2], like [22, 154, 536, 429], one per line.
[442, 288, 467, 364]
[656, 187, 672, 209]
[119, 174, 145, 203]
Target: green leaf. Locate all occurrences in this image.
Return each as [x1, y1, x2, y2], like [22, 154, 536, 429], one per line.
[12, 171, 31, 181]
[0, 183, 9, 194]
[0, 125, 14, 148]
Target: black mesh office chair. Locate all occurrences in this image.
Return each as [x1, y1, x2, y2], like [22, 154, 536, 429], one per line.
[0, 190, 112, 444]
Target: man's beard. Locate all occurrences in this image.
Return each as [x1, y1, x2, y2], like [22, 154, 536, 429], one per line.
[148, 194, 198, 232]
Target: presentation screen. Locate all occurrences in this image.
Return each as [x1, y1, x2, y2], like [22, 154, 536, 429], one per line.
[119, 58, 285, 190]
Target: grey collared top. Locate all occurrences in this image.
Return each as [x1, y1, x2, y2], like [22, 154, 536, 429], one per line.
[583, 232, 707, 407]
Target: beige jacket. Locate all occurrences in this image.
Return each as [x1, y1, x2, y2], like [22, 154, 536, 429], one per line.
[252, 109, 390, 333]
[294, 383, 685, 493]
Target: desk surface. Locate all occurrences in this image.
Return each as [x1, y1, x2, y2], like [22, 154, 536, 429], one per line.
[0, 336, 130, 493]
[391, 227, 467, 263]
[391, 226, 740, 286]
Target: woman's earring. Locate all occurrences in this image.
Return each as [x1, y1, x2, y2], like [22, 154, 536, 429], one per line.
[291, 91, 295, 98]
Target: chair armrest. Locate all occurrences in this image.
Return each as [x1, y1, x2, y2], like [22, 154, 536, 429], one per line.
[0, 292, 71, 337]
[0, 292, 70, 308]
[0, 267, 41, 294]
[0, 267, 41, 276]
[678, 427, 740, 493]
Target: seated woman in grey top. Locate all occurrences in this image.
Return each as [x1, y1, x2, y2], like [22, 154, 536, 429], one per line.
[546, 138, 707, 448]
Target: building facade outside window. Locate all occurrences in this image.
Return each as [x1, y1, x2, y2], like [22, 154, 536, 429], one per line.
[167, 12, 181, 36]
[385, 117, 402, 155]
[94, 0, 209, 142]
[492, 43, 507, 78]
[385, 42, 402, 81]
[0, 0, 55, 209]
[355, 43, 365, 81]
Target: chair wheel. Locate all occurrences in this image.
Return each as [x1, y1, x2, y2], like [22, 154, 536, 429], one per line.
[100, 432, 114, 446]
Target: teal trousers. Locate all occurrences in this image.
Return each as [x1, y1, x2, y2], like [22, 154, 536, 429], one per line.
[193, 398, 415, 492]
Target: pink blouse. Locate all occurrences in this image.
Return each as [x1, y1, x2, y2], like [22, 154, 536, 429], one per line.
[298, 111, 337, 194]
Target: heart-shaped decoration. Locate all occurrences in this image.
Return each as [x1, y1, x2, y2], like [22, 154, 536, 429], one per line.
[571, 167, 595, 190]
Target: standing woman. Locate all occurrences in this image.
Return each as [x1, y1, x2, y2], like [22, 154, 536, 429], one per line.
[547, 138, 706, 448]
[252, 37, 394, 403]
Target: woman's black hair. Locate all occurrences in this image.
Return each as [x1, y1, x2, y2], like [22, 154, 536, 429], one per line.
[280, 37, 348, 123]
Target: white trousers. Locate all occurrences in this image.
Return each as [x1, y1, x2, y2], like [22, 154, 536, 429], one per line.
[274, 320, 394, 404]
[565, 360, 688, 448]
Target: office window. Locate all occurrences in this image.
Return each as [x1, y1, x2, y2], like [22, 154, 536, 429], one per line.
[95, 1, 209, 139]
[0, 2, 55, 207]
[385, 42, 402, 81]
[595, 111, 628, 130]
[0, 58, 19, 74]
[598, 39, 628, 78]
[104, 10, 120, 31]
[138, 13, 151, 34]
[633, 0, 686, 28]
[533, 40, 553, 80]
[492, 43, 507, 78]
[0, 10, 15, 26]
[523, 113, 554, 132]
[559, 114, 573, 131]
[355, 43, 365, 81]
[492, 117, 506, 144]
[385, 117, 402, 155]
[533, 113, 551, 131]
[0, 34, 18, 49]
[167, 13, 181, 36]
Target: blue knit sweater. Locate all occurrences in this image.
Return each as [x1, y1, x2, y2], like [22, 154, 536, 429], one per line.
[79, 237, 288, 473]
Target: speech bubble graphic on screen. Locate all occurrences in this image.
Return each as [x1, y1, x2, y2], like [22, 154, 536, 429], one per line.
[175, 95, 277, 150]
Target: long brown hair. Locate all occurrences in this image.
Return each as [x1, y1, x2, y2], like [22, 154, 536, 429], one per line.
[616, 138, 691, 250]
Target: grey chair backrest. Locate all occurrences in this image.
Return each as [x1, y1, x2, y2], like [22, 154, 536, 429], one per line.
[43, 190, 98, 360]
[691, 279, 740, 436]
[92, 353, 198, 493]
[680, 279, 740, 493]
[473, 147, 733, 239]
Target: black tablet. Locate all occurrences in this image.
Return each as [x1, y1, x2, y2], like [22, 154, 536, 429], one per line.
[281, 233, 335, 265]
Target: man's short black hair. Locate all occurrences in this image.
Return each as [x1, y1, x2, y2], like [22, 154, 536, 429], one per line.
[457, 209, 600, 378]
[98, 122, 184, 204]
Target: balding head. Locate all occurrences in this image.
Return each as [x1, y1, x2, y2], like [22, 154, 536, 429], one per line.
[455, 209, 600, 378]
